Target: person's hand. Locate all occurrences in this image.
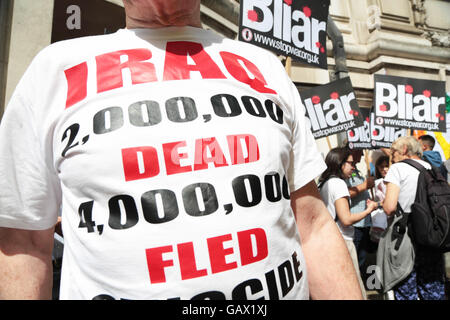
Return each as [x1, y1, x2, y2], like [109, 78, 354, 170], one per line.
[366, 199, 378, 212]
[55, 216, 63, 237]
[365, 176, 375, 189]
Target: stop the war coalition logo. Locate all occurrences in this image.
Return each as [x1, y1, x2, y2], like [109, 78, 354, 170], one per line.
[301, 77, 364, 139]
[239, 0, 330, 69]
[374, 74, 447, 132]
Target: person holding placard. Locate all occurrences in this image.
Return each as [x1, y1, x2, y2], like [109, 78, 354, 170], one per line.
[318, 147, 379, 299]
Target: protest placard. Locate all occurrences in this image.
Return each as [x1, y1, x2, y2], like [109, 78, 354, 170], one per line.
[302, 77, 364, 139]
[239, 0, 330, 69]
[374, 74, 447, 133]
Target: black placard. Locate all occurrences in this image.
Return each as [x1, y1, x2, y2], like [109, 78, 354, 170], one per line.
[374, 74, 447, 132]
[302, 77, 364, 139]
[239, 0, 330, 69]
[347, 108, 407, 150]
[346, 108, 372, 150]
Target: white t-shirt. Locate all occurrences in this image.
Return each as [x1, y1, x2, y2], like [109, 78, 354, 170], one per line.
[319, 177, 354, 240]
[0, 27, 326, 300]
[384, 159, 431, 213]
[374, 178, 386, 202]
[371, 178, 388, 230]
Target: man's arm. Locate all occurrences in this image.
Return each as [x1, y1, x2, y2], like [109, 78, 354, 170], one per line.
[382, 182, 400, 216]
[291, 180, 363, 299]
[0, 227, 54, 299]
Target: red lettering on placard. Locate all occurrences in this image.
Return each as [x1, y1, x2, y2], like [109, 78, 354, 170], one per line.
[163, 41, 226, 81]
[122, 146, 160, 182]
[220, 51, 277, 95]
[65, 62, 88, 108]
[96, 48, 157, 93]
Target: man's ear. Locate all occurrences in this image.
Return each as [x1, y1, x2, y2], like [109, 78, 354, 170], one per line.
[401, 145, 408, 155]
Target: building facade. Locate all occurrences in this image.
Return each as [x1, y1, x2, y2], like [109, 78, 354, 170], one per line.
[0, 0, 449, 157]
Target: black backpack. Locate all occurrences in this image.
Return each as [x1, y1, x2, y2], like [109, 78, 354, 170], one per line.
[401, 159, 450, 252]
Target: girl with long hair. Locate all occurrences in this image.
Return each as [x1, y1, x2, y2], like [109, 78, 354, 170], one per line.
[318, 147, 378, 299]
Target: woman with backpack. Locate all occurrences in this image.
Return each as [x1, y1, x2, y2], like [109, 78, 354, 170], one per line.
[383, 136, 446, 300]
[318, 147, 378, 299]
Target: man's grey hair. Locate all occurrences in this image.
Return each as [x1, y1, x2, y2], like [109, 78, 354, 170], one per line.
[391, 136, 423, 157]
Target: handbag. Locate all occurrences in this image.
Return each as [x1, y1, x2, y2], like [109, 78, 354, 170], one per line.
[375, 205, 415, 293]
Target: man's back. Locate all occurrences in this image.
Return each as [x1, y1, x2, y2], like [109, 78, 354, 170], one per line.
[384, 159, 431, 212]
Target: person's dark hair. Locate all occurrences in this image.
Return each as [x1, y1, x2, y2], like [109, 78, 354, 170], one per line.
[343, 141, 363, 161]
[375, 155, 390, 179]
[419, 134, 435, 149]
[319, 147, 351, 184]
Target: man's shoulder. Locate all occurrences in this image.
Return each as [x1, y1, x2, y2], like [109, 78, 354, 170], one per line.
[31, 32, 119, 67]
[218, 35, 281, 61]
[46, 32, 118, 52]
[389, 159, 431, 175]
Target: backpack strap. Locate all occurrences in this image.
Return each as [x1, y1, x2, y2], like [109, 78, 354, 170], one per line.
[401, 158, 444, 181]
[400, 158, 427, 173]
[392, 204, 410, 251]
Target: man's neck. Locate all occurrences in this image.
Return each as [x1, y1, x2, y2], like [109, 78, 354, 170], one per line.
[123, 2, 202, 30]
[125, 16, 202, 29]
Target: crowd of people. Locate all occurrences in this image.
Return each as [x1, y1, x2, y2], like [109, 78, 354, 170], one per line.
[319, 135, 449, 300]
[0, 0, 448, 301]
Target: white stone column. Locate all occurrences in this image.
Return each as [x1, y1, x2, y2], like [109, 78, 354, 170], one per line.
[4, 0, 54, 107]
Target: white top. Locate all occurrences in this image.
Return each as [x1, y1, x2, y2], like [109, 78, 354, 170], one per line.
[0, 27, 326, 300]
[374, 178, 386, 202]
[319, 177, 354, 240]
[384, 159, 431, 213]
[371, 178, 388, 230]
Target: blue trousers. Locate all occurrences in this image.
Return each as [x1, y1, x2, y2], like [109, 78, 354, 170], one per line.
[394, 246, 446, 300]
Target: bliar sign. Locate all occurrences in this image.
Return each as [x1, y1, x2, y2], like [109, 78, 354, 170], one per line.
[239, 0, 330, 69]
[374, 75, 447, 132]
[347, 108, 372, 150]
[302, 77, 364, 139]
[347, 108, 407, 150]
